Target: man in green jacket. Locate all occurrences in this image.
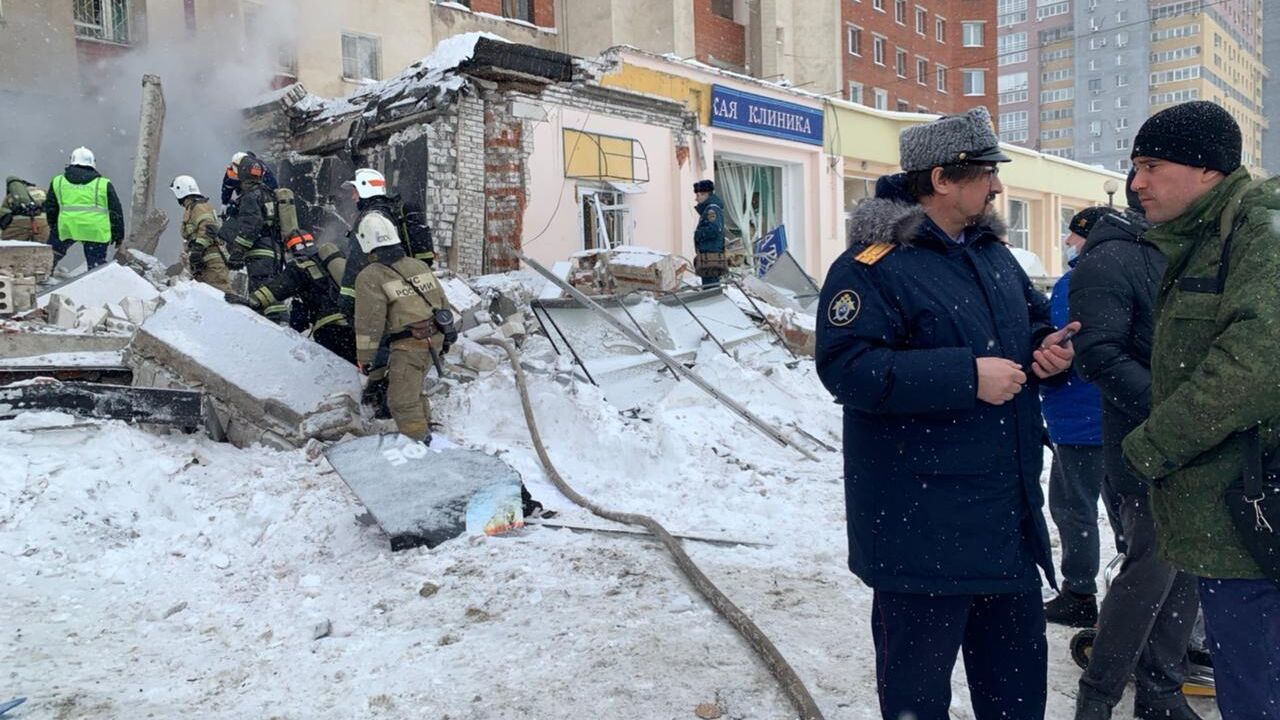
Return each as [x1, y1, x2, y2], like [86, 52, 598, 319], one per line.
[1121, 101, 1280, 720]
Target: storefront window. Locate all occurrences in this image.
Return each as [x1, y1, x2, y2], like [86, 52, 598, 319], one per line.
[1008, 198, 1029, 248]
[714, 159, 783, 260]
[844, 177, 875, 240]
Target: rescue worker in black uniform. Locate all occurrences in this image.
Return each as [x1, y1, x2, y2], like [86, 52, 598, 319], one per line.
[220, 150, 277, 220]
[223, 229, 356, 363]
[337, 168, 436, 319]
[219, 155, 288, 324]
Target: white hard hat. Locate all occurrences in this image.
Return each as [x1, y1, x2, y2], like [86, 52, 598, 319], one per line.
[170, 175, 201, 201]
[355, 213, 401, 254]
[231, 151, 248, 166]
[346, 168, 387, 199]
[69, 147, 96, 168]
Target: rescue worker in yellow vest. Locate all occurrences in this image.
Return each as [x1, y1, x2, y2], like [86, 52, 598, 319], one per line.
[0, 177, 51, 242]
[338, 168, 436, 318]
[225, 230, 357, 363]
[218, 155, 288, 324]
[353, 213, 457, 444]
[45, 147, 124, 270]
[169, 176, 232, 293]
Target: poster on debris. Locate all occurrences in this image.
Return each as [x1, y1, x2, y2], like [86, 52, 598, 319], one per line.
[755, 225, 787, 277]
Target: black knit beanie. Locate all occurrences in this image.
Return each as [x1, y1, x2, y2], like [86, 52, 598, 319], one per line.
[1068, 206, 1119, 239]
[1131, 101, 1241, 174]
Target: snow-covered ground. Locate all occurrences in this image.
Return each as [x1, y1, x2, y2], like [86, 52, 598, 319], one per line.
[0, 342, 1220, 719]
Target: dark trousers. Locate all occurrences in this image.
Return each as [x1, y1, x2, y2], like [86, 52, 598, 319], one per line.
[1199, 577, 1280, 720]
[314, 323, 357, 365]
[50, 238, 110, 270]
[872, 589, 1047, 720]
[1079, 493, 1199, 711]
[1050, 444, 1124, 595]
[245, 256, 287, 324]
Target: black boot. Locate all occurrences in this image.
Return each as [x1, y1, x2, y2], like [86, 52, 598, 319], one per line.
[1134, 701, 1204, 720]
[1045, 590, 1098, 628]
[1075, 695, 1113, 720]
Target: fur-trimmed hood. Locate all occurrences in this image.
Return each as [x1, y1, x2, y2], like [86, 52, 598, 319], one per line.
[846, 173, 1007, 248]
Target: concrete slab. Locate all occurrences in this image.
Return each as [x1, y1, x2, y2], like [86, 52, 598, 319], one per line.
[127, 282, 366, 449]
[0, 329, 132, 359]
[36, 262, 161, 310]
[0, 240, 55, 282]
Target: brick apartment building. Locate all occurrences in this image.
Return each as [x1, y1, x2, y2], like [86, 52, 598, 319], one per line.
[842, 0, 998, 119]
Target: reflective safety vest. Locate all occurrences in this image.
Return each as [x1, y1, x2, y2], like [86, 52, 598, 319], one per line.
[52, 175, 112, 243]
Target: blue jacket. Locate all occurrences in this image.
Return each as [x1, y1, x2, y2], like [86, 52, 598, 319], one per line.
[693, 193, 725, 253]
[1040, 266, 1103, 445]
[815, 174, 1058, 595]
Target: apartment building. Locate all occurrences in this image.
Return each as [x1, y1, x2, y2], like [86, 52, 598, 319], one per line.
[998, 0, 1267, 173]
[842, 0, 998, 118]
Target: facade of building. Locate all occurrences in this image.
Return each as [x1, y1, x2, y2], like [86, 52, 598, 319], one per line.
[998, 0, 1267, 173]
[1263, 2, 1280, 175]
[841, 0, 998, 119]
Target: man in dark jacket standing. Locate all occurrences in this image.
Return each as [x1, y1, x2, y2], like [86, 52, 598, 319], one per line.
[1121, 101, 1280, 720]
[691, 179, 726, 287]
[1042, 206, 1124, 629]
[45, 146, 124, 271]
[816, 107, 1078, 720]
[1069, 178, 1201, 720]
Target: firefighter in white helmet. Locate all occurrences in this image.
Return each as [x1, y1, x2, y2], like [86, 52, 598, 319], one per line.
[220, 150, 277, 219]
[352, 212, 456, 443]
[170, 175, 232, 292]
[338, 168, 436, 317]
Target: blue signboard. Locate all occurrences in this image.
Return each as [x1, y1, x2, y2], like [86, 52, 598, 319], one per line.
[710, 85, 824, 146]
[755, 225, 787, 277]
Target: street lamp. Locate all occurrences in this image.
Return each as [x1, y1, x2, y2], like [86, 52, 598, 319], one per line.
[1103, 178, 1120, 207]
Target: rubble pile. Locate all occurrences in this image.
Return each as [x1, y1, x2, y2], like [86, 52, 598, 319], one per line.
[563, 247, 690, 297]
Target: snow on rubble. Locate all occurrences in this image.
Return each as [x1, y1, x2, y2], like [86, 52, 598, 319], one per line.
[0, 332, 1166, 718]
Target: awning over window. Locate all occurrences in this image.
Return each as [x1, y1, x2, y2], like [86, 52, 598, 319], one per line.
[563, 129, 650, 183]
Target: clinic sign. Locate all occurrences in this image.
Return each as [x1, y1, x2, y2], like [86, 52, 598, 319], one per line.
[710, 85, 824, 146]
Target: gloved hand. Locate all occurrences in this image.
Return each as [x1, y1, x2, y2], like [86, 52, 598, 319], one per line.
[225, 255, 245, 271]
[0, 213, 10, 231]
[20, 202, 41, 216]
[224, 293, 254, 308]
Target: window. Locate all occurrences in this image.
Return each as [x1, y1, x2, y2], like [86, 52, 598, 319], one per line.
[1090, 36, 1107, 50]
[1008, 199, 1029, 249]
[999, 110, 1029, 130]
[1060, 206, 1076, 241]
[894, 0, 906, 24]
[1115, 30, 1128, 47]
[848, 82, 864, 104]
[1087, 78, 1102, 93]
[1117, 159, 1131, 172]
[710, 0, 734, 20]
[1090, 99, 1102, 112]
[341, 32, 381, 82]
[936, 65, 948, 93]
[1116, 9, 1128, 21]
[847, 25, 862, 56]
[1036, 1, 1069, 19]
[1115, 95, 1129, 109]
[1088, 58, 1099, 71]
[962, 22, 984, 47]
[1116, 116, 1129, 129]
[873, 35, 886, 65]
[183, 0, 197, 35]
[502, 0, 534, 22]
[915, 6, 927, 34]
[998, 0, 1028, 27]
[916, 57, 928, 85]
[873, 88, 888, 110]
[578, 188, 631, 250]
[873, 0, 885, 11]
[73, 0, 131, 44]
[1116, 73, 1129, 87]
[1089, 120, 1102, 136]
[962, 69, 985, 96]
[998, 32, 1028, 66]
[999, 71, 1029, 105]
[895, 48, 907, 77]
[1116, 137, 1131, 150]
[936, 16, 946, 42]
[1090, 141, 1102, 153]
[897, 99, 910, 112]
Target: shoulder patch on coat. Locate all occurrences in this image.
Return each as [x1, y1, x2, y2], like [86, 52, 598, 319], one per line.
[705, 208, 717, 222]
[854, 242, 895, 266]
[827, 290, 861, 327]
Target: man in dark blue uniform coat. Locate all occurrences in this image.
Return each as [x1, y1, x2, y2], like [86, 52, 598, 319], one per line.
[692, 178, 726, 287]
[815, 106, 1080, 720]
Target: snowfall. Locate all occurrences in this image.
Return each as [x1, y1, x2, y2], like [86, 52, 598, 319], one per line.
[1, 336, 1220, 719]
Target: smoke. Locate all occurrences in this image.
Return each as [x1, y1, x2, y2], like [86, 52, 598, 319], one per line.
[0, 2, 301, 264]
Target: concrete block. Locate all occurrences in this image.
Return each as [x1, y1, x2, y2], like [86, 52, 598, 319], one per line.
[462, 324, 496, 341]
[0, 330, 132, 360]
[127, 282, 366, 449]
[0, 240, 55, 282]
[460, 341, 499, 373]
[10, 277, 36, 313]
[36, 262, 160, 310]
[102, 317, 137, 334]
[0, 275, 13, 316]
[76, 306, 108, 331]
[105, 302, 129, 321]
[121, 296, 155, 325]
[47, 293, 81, 329]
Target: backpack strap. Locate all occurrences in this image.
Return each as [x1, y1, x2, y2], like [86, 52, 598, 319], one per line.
[1177, 177, 1263, 294]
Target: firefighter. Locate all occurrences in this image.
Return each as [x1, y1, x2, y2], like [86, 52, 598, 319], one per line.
[220, 150, 277, 219]
[337, 168, 436, 319]
[352, 213, 456, 443]
[169, 175, 232, 293]
[218, 155, 288, 324]
[0, 177, 50, 242]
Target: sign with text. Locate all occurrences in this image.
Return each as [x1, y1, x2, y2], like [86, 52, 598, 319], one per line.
[710, 85, 824, 146]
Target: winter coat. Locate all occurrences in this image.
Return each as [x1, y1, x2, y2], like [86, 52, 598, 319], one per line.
[1068, 210, 1162, 497]
[815, 173, 1058, 595]
[220, 160, 277, 213]
[252, 242, 349, 332]
[353, 248, 453, 366]
[44, 164, 124, 244]
[218, 179, 280, 267]
[339, 196, 436, 318]
[1040, 264, 1103, 446]
[693, 193, 726, 253]
[1121, 167, 1280, 579]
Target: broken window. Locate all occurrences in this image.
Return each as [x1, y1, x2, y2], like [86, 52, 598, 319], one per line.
[74, 0, 131, 44]
[342, 32, 381, 82]
[502, 0, 534, 23]
[714, 159, 781, 260]
[578, 188, 632, 251]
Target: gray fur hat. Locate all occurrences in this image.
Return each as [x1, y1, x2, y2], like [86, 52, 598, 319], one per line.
[899, 107, 1011, 172]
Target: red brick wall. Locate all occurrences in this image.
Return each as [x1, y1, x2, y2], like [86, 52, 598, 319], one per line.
[841, 1, 996, 120]
[694, 0, 746, 70]
[483, 102, 526, 272]
[468, 0, 555, 28]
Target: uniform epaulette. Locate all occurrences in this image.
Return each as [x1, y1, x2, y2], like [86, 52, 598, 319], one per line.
[855, 242, 895, 266]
